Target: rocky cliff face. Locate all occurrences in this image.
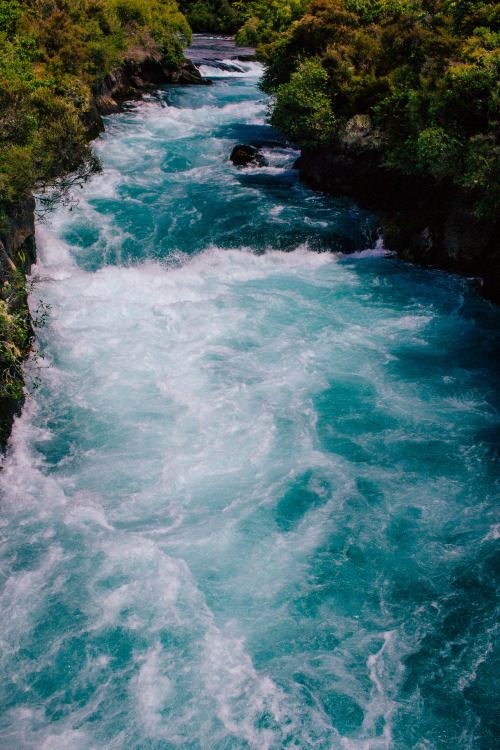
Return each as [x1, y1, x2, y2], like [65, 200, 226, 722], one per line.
[0, 197, 36, 276]
[294, 117, 500, 304]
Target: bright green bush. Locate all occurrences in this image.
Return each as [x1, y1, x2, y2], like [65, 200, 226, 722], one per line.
[270, 58, 339, 145]
[177, 0, 240, 33]
[177, 0, 308, 40]
[234, 0, 310, 50]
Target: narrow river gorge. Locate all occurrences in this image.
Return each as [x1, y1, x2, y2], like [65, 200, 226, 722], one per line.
[1, 36, 499, 750]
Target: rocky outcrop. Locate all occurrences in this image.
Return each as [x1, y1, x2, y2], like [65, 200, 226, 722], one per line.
[82, 56, 209, 138]
[294, 116, 387, 198]
[0, 197, 36, 276]
[230, 144, 267, 167]
[294, 116, 500, 304]
[93, 57, 208, 115]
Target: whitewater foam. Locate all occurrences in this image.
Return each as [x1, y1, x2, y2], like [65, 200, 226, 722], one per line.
[198, 60, 264, 78]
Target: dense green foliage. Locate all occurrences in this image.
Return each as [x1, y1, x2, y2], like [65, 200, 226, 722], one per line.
[0, 0, 191, 207]
[234, 1, 310, 47]
[0, 271, 32, 400]
[176, 1, 500, 219]
[177, 0, 309, 41]
[177, 0, 240, 32]
[248, 0, 499, 219]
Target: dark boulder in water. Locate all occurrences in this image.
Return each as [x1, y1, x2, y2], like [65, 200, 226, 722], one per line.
[175, 59, 213, 85]
[230, 145, 267, 167]
[92, 57, 211, 116]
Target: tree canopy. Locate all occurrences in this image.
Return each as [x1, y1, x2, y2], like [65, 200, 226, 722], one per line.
[0, 0, 191, 207]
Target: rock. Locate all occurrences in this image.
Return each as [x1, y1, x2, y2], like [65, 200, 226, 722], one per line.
[0, 393, 24, 452]
[93, 94, 120, 115]
[0, 197, 36, 275]
[92, 56, 211, 116]
[237, 54, 256, 62]
[230, 145, 267, 167]
[342, 114, 384, 151]
[80, 103, 105, 138]
[293, 144, 385, 197]
[293, 116, 385, 197]
[175, 59, 212, 85]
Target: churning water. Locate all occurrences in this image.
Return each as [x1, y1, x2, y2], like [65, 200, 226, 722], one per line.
[1, 36, 499, 750]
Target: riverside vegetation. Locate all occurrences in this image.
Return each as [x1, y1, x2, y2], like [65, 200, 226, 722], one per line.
[257, 0, 500, 220]
[258, 0, 500, 280]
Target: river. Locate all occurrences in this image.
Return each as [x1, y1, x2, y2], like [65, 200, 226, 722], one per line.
[0, 36, 499, 750]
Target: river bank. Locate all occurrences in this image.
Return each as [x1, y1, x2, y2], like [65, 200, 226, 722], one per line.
[3, 28, 500, 449]
[0, 49, 209, 450]
[293, 123, 500, 304]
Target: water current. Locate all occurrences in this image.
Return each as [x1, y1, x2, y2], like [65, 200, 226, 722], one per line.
[1, 36, 499, 750]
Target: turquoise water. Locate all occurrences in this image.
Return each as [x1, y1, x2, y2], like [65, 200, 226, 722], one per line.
[1, 38, 499, 749]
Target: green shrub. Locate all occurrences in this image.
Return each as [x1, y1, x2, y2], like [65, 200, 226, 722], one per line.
[0, 0, 191, 206]
[178, 0, 240, 33]
[255, 0, 500, 219]
[271, 57, 339, 145]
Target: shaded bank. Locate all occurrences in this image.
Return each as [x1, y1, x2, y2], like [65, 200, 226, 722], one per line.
[0, 198, 36, 448]
[293, 119, 500, 304]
